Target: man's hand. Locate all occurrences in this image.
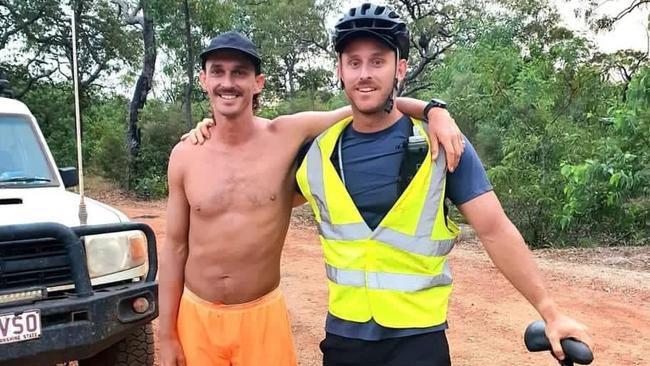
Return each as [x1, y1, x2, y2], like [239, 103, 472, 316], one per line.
[180, 118, 214, 144]
[160, 336, 187, 366]
[427, 108, 464, 172]
[544, 312, 594, 361]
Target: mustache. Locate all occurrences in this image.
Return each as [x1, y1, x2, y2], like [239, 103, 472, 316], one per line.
[353, 81, 379, 89]
[213, 87, 243, 95]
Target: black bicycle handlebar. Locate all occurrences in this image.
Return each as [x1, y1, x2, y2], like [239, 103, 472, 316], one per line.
[524, 320, 593, 365]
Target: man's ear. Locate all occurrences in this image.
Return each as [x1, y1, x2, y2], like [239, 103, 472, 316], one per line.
[337, 54, 346, 77]
[198, 70, 207, 91]
[336, 56, 345, 88]
[254, 73, 265, 94]
[396, 59, 407, 82]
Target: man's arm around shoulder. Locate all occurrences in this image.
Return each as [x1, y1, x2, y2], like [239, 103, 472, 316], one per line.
[159, 143, 191, 366]
[270, 106, 352, 145]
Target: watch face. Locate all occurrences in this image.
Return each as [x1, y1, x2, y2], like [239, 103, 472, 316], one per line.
[431, 98, 447, 107]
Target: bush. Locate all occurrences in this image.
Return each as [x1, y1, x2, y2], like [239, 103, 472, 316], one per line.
[133, 174, 167, 199]
[130, 101, 187, 198]
[84, 97, 130, 184]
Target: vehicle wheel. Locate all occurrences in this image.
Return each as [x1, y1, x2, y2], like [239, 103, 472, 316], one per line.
[78, 323, 155, 366]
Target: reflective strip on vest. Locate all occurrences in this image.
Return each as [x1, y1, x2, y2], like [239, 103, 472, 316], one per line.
[321, 222, 370, 241]
[307, 135, 331, 228]
[374, 149, 451, 256]
[325, 262, 452, 292]
[306, 132, 453, 257]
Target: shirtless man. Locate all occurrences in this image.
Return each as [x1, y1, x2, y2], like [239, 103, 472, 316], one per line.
[159, 31, 463, 366]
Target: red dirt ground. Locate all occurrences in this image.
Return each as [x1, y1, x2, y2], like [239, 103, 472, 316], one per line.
[110, 194, 650, 366]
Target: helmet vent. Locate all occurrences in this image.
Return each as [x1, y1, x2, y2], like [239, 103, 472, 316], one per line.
[355, 19, 374, 28]
[361, 3, 371, 15]
[375, 6, 385, 15]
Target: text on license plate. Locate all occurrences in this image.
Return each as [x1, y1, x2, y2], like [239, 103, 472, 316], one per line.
[0, 309, 41, 344]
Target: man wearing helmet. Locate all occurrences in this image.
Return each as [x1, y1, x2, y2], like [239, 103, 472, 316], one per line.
[293, 3, 594, 366]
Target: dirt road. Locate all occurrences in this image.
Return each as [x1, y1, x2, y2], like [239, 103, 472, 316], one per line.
[118, 198, 650, 366]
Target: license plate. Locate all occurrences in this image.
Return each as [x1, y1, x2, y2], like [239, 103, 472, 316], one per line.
[0, 309, 41, 344]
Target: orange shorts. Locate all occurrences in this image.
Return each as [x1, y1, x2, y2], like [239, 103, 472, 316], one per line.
[177, 286, 297, 366]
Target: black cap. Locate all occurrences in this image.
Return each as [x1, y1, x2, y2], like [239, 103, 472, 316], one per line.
[199, 31, 262, 74]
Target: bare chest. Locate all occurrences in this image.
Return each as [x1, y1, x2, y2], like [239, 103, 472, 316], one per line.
[184, 145, 296, 216]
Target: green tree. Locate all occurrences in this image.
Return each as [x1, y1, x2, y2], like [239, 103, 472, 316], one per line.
[242, 0, 337, 99]
[420, 19, 629, 246]
[560, 67, 650, 244]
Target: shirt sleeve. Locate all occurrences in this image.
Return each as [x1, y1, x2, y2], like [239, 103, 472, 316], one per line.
[445, 136, 493, 206]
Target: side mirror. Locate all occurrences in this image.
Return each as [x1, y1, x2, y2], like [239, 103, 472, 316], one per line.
[59, 167, 78, 188]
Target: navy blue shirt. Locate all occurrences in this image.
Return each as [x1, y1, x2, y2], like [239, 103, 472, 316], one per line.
[298, 114, 493, 340]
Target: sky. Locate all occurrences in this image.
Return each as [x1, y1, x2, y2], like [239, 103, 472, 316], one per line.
[555, 0, 649, 53]
[340, 0, 650, 53]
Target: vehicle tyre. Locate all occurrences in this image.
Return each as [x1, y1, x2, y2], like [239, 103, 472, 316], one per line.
[78, 323, 155, 366]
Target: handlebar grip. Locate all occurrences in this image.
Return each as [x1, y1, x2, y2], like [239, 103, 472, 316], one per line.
[524, 321, 593, 365]
[561, 338, 594, 365]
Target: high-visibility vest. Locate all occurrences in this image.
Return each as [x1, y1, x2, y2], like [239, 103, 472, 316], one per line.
[296, 116, 460, 328]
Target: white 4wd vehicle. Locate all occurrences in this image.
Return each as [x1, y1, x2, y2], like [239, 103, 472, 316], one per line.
[0, 90, 158, 365]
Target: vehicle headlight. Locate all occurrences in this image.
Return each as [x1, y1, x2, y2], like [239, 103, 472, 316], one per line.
[83, 230, 148, 278]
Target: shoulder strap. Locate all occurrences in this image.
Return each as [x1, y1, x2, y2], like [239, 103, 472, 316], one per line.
[399, 120, 429, 192]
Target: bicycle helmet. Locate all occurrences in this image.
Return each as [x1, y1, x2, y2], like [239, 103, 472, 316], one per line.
[333, 3, 409, 60]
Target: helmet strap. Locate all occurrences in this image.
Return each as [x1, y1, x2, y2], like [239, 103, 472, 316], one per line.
[383, 94, 394, 113]
[337, 54, 345, 89]
[383, 47, 401, 113]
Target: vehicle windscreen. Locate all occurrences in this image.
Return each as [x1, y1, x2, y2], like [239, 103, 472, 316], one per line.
[0, 114, 58, 187]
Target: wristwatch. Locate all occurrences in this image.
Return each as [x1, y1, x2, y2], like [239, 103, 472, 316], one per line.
[423, 98, 447, 120]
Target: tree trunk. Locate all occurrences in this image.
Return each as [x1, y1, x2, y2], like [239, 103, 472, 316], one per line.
[127, 0, 156, 159]
[182, 0, 193, 128]
[622, 80, 630, 103]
